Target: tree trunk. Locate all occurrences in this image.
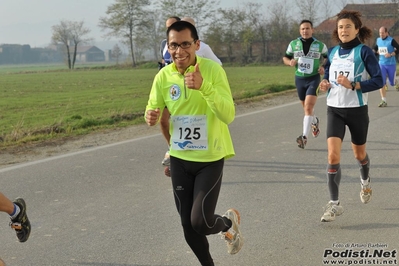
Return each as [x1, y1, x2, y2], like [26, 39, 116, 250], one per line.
[227, 45, 233, 63]
[129, 38, 136, 67]
[72, 45, 78, 69]
[66, 44, 71, 69]
[261, 40, 267, 62]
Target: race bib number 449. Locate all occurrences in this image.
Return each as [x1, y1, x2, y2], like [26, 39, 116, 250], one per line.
[171, 115, 208, 150]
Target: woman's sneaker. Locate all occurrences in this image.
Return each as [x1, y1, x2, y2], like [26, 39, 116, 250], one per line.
[321, 201, 344, 222]
[221, 209, 243, 255]
[10, 198, 31, 242]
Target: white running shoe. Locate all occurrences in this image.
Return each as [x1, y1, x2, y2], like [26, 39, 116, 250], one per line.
[161, 150, 170, 166]
[321, 201, 344, 222]
[221, 209, 243, 255]
[360, 178, 372, 204]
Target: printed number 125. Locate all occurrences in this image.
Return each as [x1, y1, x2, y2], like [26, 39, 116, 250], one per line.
[179, 127, 201, 140]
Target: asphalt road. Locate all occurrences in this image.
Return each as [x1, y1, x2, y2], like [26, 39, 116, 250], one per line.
[1, 89, 398, 266]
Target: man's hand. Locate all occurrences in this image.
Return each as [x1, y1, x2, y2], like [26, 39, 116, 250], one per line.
[289, 59, 297, 67]
[318, 66, 325, 76]
[145, 108, 160, 126]
[385, 52, 395, 58]
[184, 63, 203, 90]
[319, 79, 331, 92]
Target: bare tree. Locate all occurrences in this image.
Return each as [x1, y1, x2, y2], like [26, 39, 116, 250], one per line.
[179, 0, 220, 34]
[266, 2, 297, 61]
[157, 0, 220, 35]
[295, 0, 320, 23]
[208, 7, 246, 62]
[99, 0, 151, 67]
[69, 21, 93, 69]
[203, 24, 224, 56]
[320, 0, 334, 22]
[244, 2, 268, 62]
[51, 20, 72, 69]
[51, 20, 92, 69]
[156, 0, 181, 18]
[112, 44, 123, 64]
[145, 9, 166, 61]
[267, 2, 295, 41]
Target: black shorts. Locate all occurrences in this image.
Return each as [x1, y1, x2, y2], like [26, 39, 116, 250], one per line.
[295, 74, 320, 101]
[326, 106, 369, 145]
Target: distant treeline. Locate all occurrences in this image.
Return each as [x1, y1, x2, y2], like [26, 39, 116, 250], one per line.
[0, 44, 63, 65]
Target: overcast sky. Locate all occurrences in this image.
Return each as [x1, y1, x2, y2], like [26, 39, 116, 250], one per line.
[0, 0, 249, 47]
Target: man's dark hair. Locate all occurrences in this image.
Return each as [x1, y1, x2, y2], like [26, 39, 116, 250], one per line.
[169, 16, 181, 22]
[300, 19, 313, 27]
[167, 21, 199, 41]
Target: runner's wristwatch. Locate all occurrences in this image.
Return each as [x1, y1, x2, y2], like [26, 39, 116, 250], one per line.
[351, 82, 356, 91]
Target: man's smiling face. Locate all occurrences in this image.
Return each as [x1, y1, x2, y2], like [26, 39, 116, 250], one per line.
[168, 28, 199, 74]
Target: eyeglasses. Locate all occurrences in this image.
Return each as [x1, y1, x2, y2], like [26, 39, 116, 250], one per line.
[167, 40, 197, 50]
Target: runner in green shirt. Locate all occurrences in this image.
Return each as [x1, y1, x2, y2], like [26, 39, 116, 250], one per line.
[145, 21, 243, 265]
[283, 19, 328, 149]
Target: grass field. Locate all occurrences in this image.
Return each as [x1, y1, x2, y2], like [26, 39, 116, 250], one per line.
[0, 62, 117, 74]
[0, 65, 295, 146]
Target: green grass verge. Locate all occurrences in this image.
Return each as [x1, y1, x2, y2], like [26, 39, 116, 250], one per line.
[0, 65, 295, 147]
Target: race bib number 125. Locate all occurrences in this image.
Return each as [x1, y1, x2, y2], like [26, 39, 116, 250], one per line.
[171, 115, 208, 150]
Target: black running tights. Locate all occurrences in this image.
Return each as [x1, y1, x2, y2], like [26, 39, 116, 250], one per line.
[170, 156, 232, 266]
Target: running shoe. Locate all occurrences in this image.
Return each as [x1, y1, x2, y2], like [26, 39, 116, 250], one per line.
[321, 201, 344, 222]
[296, 135, 307, 149]
[311, 117, 320, 138]
[360, 177, 372, 204]
[161, 150, 170, 166]
[10, 198, 31, 242]
[221, 209, 243, 255]
[378, 100, 387, 107]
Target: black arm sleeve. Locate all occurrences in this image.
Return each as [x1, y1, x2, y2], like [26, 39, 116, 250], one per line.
[391, 39, 399, 51]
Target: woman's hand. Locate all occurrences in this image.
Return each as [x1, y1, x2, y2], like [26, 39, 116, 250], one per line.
[336, 74, 351, 89]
